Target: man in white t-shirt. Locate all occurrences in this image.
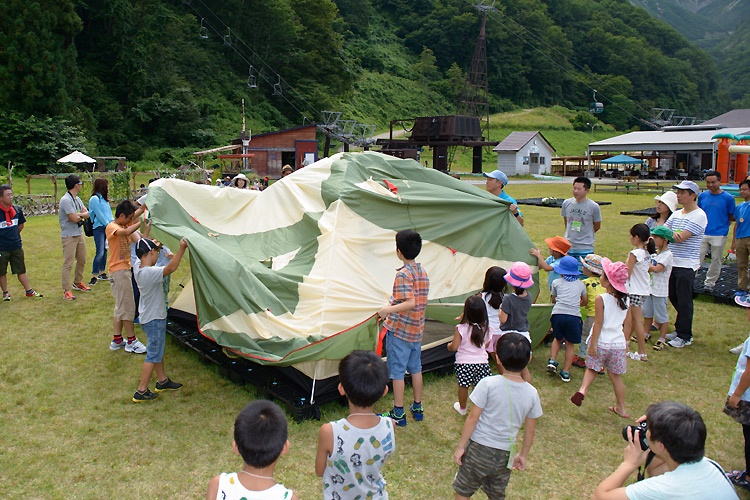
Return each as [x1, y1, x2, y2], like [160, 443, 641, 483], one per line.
[592, 401, 738, 500]
[665, 181, 707, 348]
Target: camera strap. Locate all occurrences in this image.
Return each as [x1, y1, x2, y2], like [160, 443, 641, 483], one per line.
[636, 451, 656, 482]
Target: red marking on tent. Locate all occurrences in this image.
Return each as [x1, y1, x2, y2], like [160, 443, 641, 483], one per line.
[191, 215, 201, 224]
[447, 247, 457, 255]
[383, 180, 398, 194]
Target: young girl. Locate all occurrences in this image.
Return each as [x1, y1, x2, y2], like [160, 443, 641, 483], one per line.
[570, 258, 630, 418]
[625, 223, 656, 361]
[447, 295, 491, 416]
[497, 261, 534, 382]
[645, 226, 674, 351]
[480, 266, 507, 345]
[547, 255, 587, 383]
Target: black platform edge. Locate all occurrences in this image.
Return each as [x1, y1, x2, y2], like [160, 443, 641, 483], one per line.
[517, 198, 612, 207]
[166, 312, 457, 420]
[620, 207, 657, 216]
[694, 262, 742, 305]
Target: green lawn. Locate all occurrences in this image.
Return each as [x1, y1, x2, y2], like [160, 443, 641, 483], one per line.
[2, 181, 748, 499]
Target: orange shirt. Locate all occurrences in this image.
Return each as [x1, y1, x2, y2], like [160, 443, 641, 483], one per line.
[106, 221, 132, 273]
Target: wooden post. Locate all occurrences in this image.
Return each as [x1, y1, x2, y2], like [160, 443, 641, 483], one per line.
[52, 175, 58, 214]
[27, 175, 31, 194]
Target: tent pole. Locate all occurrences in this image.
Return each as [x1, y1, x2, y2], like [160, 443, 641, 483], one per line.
[310, 361, 319, 404]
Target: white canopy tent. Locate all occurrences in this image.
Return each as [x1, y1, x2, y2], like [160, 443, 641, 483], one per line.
[57, 151, 96, 164]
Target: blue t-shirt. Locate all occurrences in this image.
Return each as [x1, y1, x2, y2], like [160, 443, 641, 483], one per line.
[498, 191, 522, 217]
[736, 201, 750, 239]
[545, 255, 562, 291]
[697, 190, 735, 236]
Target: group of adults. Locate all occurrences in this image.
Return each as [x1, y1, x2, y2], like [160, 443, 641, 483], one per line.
[484, 168, 745, 349]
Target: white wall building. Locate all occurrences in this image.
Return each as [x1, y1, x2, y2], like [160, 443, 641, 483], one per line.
[493, 131, 556, 176]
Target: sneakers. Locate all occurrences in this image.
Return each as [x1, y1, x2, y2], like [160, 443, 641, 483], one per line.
[63, 291, 76, 301]
[559, 371, 571, 383]
[546, 359, 559, 374]
[653, 340, 668, 351]
[627, 352, 648, 362]
[88, 277, 98, 286]
[97, 273, 111, 282]
[736, 295, 750, 308]
[665, 332, 678, 341]
[572, 356, 587, 369]
[453, 402, 467, 416]
[72, 282, 91, 292]
[379, 408, 407, 427]
[132, 389, 159, 403]
[730, 344, 745, 355]
[410, 402, 424, 422]
[125, 339, 147, 354]
[727, 470, 750, 491]
[735, 290, 748, 298]
[155, 377, 183, 392]
[25, 289, 43, 298]
[2, 291, 10, 301]
[110, 339, 126, 350]
[668, 337, 692, 348]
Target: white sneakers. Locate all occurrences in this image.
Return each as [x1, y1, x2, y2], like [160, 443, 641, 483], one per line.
[453, 402, 467, 416]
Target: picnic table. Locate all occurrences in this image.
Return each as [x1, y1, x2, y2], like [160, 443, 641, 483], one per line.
[593, 180, 671, 194]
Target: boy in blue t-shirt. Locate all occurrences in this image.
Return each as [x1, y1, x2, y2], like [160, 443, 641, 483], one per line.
[733, 180, 750, 305]
[530, 235, 571, 292]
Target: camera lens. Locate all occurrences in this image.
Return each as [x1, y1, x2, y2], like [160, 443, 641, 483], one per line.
[622, 422, 649, 451]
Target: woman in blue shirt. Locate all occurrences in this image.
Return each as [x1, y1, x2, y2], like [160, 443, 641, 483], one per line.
[88, 178, 114, 285]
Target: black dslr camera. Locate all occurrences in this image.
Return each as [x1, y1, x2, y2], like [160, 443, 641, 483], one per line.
[622, 421, 649, 451]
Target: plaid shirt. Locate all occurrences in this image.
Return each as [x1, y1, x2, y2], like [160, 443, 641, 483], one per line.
[385, 262, 430, 342]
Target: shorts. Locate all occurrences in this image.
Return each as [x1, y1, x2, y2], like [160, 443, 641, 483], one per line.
[551, 314, 583, 344]
[586, 347, 627, 375]
[724, 397, 750, 426]
[455, 363, 491, 388]
[641, 295, 669, 324]
[0, 248, 26, 276]
[143, 318, 167, 363]
[628, 294, 647, 308]
[453, 440, 512, 498]
[385, 331, 421, 380]
[111, 269, 135, 321]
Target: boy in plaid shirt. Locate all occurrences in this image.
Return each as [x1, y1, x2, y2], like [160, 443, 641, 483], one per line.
[378, 229, 430, 427]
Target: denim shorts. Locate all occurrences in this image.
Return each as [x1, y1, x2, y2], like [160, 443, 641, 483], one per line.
[385, 331, 422, 380]
[142, 318, 167, 363]
[642, 295, 669, 324]
[551, 314, 583, 344]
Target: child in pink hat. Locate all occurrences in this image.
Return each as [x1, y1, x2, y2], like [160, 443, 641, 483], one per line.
[570, 258, 631, 418]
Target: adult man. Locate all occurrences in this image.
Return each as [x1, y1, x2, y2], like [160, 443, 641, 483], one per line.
[561, 176, 601, 263]
[59, 174, 91, 300]
[592, 401, 738, 500]
[665, 181, 707, 348]
[483, 170, 524, 226]
[698, 170, 735, 289]
[0, 185, 43, 300]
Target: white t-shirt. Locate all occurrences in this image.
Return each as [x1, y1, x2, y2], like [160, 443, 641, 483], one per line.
[551, 278, 587, 317]
[626, 248, 651, 296]
[133, 263, 166, 324]
[481, 291, 501, 335]
[214, 473, 294, 500]
[625, 457, 738, 500]
[650, 250, 673, 298]
[586, 293, 628, 349]
[666, 208, 708, 270]
[729, 335, 750, 402]
[469, 375, 542, 451]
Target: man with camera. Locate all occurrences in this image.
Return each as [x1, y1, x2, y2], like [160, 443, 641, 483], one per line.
[59, 174, 91, 301]
[592, 401, 738, 499]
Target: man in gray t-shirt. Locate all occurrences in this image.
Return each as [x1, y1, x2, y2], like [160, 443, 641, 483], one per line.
[561, 176, 602, 265]
[58, 174, 91, 299]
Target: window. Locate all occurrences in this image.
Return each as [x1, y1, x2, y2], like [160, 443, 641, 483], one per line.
[540, 157, 546, 165]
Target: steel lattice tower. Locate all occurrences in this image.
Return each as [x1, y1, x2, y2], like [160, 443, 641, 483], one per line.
[458, 2, 493, 142]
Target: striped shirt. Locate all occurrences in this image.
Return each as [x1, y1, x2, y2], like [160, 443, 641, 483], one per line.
[666, 208, 707, 270]
[384, 262, 430, 342]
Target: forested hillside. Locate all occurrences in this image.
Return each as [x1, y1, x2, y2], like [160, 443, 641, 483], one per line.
[0, 0, 727, 172]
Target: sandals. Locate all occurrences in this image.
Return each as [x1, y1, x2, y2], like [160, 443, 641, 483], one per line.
[727, 469, 750, 491]
[653, 340, 667, 351]
[629, 334, 651, 343]
[627, 352, 648, 362]
[571, 391, 585, 407]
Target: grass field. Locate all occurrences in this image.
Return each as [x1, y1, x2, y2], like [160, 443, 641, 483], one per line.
[2, 180, 749, 499]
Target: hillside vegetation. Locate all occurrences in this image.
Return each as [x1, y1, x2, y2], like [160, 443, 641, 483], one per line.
[0, 0, 726, 172]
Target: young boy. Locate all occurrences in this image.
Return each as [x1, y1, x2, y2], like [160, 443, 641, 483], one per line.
[377, 229, 430, 427]
[316, 350, 395, 499]
[106, 200, 147, 353]
[452, 333, 542, 499]
[131, 237, 188, 402]
[573, 254, 605, 369]
[206, 400, 298, 500]
[734, 180, 750, 306]
[547, 256, 587, 383]
[529, 235, 571, 292]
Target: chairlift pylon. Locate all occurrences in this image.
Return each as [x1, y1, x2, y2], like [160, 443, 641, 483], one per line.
[589, 89, 604, 114]
[273, 75, 282, 96]
[247, 66, 257, 89]
[224, 28, 232, 47]
[199, 19, 208, 39]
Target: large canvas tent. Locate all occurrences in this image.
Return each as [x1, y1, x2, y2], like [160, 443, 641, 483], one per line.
[147, 152, 548, 409]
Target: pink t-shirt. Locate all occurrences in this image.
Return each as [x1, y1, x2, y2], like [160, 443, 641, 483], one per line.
[455, 323, 490, 364]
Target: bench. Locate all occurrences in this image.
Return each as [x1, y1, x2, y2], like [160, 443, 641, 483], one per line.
[594, 181, 670, 194]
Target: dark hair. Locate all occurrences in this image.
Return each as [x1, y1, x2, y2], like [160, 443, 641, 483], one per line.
[646, 401, 706, 464]
[234, 400, 288, 468]
[513, 285, 525, 295]
[338, 350, 388, 407]
[740, 180, 750, 191]
[704, 170, 720, 181]
[601, 271, 628, 310]
[461, 295, 489, 348]
[92, 178, 109, 201]
[65, 174, 81, 191]
[115, 200, 136, 218]
[573, 176, 591, 190]
[135, 238, 160, 259]
[497, 333, 531, 371]
[481, 266, 507, 309]
[0, 184, 11, 197]
[395, 229, 422, 260]
[630, 223, 656, 253]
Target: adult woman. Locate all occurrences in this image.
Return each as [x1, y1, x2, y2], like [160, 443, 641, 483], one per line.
[645, 191, 677, 229]
[88, 178, 114, 285]
[233, 173, 249, 189]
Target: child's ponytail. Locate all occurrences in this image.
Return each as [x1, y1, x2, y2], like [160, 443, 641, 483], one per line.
[462, 295, 489, 348]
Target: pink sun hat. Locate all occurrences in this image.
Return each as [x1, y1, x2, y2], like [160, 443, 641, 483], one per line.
[601, 257, 628, 294]
[504, 262, 534, 289]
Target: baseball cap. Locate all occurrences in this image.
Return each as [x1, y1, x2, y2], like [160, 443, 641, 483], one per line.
[482, 170, 509, 186]
[672, 180, 700, 194]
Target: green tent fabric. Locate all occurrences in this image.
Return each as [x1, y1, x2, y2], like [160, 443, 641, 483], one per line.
[147, 152, 543, 366]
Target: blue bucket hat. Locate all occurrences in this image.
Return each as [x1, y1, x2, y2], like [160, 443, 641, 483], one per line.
[552, 255, 580, 277]
[483, 170, 508, 186]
